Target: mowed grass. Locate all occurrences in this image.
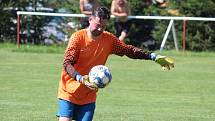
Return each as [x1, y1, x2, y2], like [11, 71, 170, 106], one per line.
[0, 44, 215, 121]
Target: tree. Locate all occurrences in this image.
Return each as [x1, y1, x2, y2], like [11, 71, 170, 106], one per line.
[179, 0, 215, 51]
[2, 0, 215, 51]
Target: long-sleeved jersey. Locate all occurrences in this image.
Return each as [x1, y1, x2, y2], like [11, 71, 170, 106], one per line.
[57, 29, 151, 105]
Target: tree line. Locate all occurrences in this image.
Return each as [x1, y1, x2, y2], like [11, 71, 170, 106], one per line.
[1, 0, 215, 51]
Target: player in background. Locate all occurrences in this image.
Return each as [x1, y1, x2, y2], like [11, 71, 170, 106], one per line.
[79, 0, 100, 28]
[57, 6, 174, 121]
[111, 0, 131, 41]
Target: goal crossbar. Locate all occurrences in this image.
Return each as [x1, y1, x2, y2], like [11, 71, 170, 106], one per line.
[17, 11, 215, 21]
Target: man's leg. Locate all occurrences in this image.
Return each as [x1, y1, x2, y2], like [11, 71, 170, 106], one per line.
[119, 31, 127, 41]
[57, 99, 75, 121]
[59, 117, 71, 121]
[76, 103, 96, 121]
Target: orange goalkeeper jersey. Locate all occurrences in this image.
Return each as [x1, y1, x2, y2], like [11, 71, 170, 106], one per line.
[58, 29, 150, 105]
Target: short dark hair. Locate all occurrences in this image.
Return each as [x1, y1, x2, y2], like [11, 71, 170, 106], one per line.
[92, 6, 111, 20]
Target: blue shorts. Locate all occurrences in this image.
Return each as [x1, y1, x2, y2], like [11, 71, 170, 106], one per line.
[57, 99, 95, 121]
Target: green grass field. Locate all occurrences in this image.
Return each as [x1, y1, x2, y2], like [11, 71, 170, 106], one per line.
[0, 44, 215, 121]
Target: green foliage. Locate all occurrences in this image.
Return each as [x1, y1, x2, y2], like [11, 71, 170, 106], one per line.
[0, 0, 16, 42]
[129, 1, 145, 15]
[1, 0, 215, 51]
[143, 0, 215, 51]
[178, 0, 215, 51]
[56, 0, 80, 13]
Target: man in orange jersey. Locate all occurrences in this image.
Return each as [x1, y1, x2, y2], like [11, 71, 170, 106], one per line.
[57, 7, 174, 121]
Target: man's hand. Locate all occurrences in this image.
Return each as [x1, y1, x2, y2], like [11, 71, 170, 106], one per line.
[76, 75, 98, 90]
[155, 55, 174, 70]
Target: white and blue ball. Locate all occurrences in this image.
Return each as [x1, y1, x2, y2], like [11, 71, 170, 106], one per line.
[89, 65, 112, 88]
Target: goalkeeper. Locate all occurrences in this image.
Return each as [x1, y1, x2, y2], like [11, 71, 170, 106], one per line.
[57, 6, 174, 121]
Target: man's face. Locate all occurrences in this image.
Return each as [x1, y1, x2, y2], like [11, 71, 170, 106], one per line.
[117, 0, 126, 6]
[89, 16, 108, 36]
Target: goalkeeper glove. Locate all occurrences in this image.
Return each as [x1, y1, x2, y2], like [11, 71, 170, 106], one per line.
[155, 55, 174, 70]
[76, 74, 98, 90]
[149, 53, 174, 70]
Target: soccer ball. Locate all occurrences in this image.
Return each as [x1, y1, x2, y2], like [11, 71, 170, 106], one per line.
[88, 65, 112, 88]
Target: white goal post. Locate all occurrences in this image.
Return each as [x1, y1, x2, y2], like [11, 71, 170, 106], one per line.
[17, 11, 215, 51]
